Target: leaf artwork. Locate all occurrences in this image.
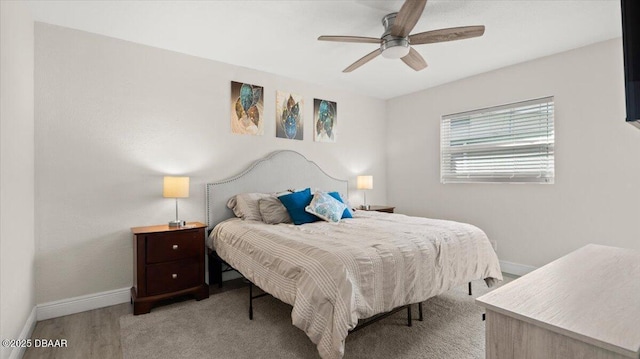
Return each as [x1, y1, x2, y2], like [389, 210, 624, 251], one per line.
[314, 99, 337, 142]
[276, 91, 304, 140]
[231, 82, 264, 135]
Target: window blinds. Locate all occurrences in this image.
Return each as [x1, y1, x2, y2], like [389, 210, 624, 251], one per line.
[441, 97, 554, 184]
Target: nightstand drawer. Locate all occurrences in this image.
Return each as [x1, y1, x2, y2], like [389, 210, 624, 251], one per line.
[146, 230, 201, 264]
[146, 259, 200, 296]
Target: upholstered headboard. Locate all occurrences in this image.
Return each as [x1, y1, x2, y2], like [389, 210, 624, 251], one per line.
[206, 150, 348, 229]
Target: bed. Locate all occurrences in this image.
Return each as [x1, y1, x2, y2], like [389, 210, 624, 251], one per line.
[206, 150, 502, 359]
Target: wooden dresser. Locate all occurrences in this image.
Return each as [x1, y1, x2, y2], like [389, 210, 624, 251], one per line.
[477, 244, 640, 359]
[130, 222, 209, 315]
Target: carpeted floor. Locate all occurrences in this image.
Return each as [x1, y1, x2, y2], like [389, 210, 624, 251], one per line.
[120, 278, 511, 359]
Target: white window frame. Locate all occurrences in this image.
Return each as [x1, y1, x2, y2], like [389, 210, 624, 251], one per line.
[440, 97, 555, 184]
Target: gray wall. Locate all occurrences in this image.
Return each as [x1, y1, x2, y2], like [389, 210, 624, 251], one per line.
[0, 2, 36, 358]
[387, 38, 640, 268]
[34, 23, 388, 303]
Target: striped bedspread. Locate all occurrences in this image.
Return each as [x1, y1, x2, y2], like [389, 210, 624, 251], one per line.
[208, 211, 502, 359]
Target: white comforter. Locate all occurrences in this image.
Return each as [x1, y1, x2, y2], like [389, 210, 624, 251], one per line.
[209, 211, 502, 359]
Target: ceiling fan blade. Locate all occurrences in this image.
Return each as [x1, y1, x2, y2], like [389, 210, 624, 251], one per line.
[391, 0, 427, 37]
[409, 25, 485, 45]
[401, 48, 428, 71]
[343, 48, 382, 73]
[318, 36, 381, 44]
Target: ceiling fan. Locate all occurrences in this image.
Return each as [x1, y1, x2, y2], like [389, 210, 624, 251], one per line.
[318, 0, 485, 72]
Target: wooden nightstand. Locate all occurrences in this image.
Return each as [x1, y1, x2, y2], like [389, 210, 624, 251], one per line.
[361, 205, 395, 213]
[130, 222, 209, 315]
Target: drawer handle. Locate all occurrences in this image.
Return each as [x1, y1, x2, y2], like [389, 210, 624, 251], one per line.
[172, 274, 178, 279]
[172, 245, 179, 250]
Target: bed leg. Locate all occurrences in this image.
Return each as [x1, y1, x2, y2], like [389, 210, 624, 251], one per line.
[407, 305, 412, 327]
[418, 302, 423, 321]
[208, 251, 223, 288]
[468, 282, 472, 296]
[249, 282, 253, 320]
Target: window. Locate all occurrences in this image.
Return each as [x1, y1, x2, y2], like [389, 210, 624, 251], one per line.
[441, 97, 554, 184]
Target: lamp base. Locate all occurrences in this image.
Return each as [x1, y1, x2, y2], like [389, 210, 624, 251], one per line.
[168, 220, 186, 227]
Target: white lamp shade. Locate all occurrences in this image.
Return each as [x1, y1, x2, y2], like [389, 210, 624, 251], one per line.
[356, 175, 373, 190]
[163, 176, 190, 198]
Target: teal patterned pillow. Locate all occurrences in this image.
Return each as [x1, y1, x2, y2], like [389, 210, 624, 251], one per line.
[305, 191, 348, 223]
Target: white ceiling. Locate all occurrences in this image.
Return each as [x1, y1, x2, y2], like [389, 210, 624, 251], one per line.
[25, 0, 622, 99]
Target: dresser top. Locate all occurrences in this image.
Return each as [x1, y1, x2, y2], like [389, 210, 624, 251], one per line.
[131, 222, 206, 235]
[477, 244, 640, 358]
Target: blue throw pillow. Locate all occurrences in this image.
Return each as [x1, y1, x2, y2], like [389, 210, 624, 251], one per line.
[328, 192, 353, 219]
[277, 188, 320, 225]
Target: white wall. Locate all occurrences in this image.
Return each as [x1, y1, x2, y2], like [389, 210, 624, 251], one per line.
[0, 1, 36, 358]
[32, 19, 639, 311]
[387, 38, 640, 268]
[34, 23, 387, 304]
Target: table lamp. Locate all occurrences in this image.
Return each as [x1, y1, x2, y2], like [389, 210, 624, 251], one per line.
[356, 175, 373, 210]
[163, 176, 189, 227]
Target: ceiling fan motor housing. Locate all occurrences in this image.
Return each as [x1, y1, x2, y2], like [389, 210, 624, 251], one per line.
[381, 13, 410, 58]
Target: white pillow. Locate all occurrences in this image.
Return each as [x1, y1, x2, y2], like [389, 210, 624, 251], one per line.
[305, 191, 348, 223]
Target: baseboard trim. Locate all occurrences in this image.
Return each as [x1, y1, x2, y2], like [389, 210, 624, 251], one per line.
[36, 287, 130, 321]
[8, 306, 36, 359]
[500, 259, 537, 277]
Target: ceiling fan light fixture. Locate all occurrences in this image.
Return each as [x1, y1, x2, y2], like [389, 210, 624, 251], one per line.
[381, 38, 410, 59]
[381, 44, 410, 59]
